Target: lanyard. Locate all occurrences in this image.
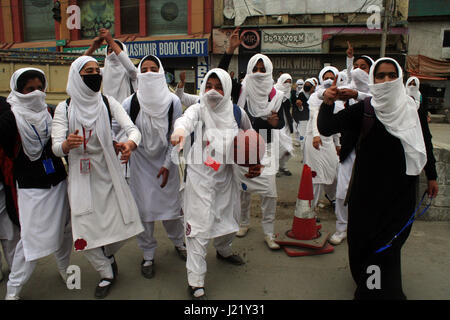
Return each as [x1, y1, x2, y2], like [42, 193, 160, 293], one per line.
[375, 192, 432, 254]
[30, 121, 48, 150]
[82, 127, 92, 153]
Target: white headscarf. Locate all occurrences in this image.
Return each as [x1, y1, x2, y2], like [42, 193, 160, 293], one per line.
[318, 66, 340, 87]
[275, 73, 293, 100]
[368, 57, 426, 176]
[102, 40, 133, 103]
[198, 68, 238, 158]
[237, 53, 284, 118]
[303, 78, 315, 99]
[67, 56, 103, 129]
[406, 76, 421, 105]
[296, 79, 304, 96]
[350, 67, 370, 93]
[7, 68, 50, 161]
[135, 55, 172, 154]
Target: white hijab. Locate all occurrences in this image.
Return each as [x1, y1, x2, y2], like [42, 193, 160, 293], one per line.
[102, 40, 133, 103]
[296, 79, 304, 96]
[368, 58, 426, 176]
[303, 78, 315, 99]
[406, 76, 421, 106]
[198, 68, 238, 159]
[350, 67, 370, 93]
[67, 56, 103, 129]
[237, 53, 284, 118]
[318, 66, 340, 87]
[275, 73, 293, 100]
[136, 55, 172, 155]
[7, 68, 51, 161]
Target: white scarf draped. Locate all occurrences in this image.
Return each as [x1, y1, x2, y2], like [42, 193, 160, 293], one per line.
[350, 67, 370, 93]
[296, 79, 304, 97]
[368, 58, 426, 176]
[275, 73, 293, 100]
[136, 55, 172, 155]
[406, 76, 421, 107]
[237, 53, 284, 118]
[66, 56, 103, 129]
[102, 40, 132, 103]
[7, 68, 51, 161]
[195, 68, 238, 160]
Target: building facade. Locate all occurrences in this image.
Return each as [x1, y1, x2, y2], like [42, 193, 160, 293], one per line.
[0, 0, 213, 93]
[211, 0, 409, 81]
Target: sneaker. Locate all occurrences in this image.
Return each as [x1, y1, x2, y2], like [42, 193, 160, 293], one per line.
[141, 259, 155, 279]
[175, 245, 187, 261]
[5, 294, 20, 300]
[264, 234, 280, 250]
[236, 226, 249, 237]
[280, 168, 292, 176]
[216, 252, 245, 265]
[189, 286, 207, 300]
[94, 278, 115, 299]
[329, 231, 347, 245]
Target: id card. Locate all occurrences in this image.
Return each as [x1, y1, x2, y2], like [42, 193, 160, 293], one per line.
[42, 158, 55, 175]
[80, 158, 91, 174]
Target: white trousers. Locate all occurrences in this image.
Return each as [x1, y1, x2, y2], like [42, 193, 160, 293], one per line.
[0, 224, 20, 271]
[137, 218, 185, 261]
[279, 152, 292, 170]
[312, 180, 337, 209]
[335, 198, 348, 233]
[239, 191, 276, 235]
[298, 120, 308, 150]
[83, 240, 126, 280]
[6, 221, 72, 296]
[186, 233, 235, 288]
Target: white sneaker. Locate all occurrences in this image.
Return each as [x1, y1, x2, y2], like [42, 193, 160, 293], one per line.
[236, 227, 249, 238]
[264, 234, 280, 250]
[329, 231, 347, 245]
[5, 294, 20, 300]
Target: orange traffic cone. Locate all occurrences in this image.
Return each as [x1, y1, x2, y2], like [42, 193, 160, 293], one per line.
[275, 164, 334, 257]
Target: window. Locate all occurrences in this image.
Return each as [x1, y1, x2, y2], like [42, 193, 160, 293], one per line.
[120, 0, 140, 35]
[80, 0, 115, 39]
[23, 0, 55, 41]
[443, 30, 450, 48]
[146, 0, 187, 36]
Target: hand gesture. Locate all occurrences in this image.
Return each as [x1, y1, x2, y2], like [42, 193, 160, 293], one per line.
[171, 128, 186, 150]
[346, 41, 354, 58]
[177, 71, 186, 89]
[62, 129, 83, 154]
[117, 140, 137, 164]
[92, 36, 104, 50]
[267, 111, 279, 128]
[99, 28, 113, 43]
[337, 88, 358, 101]
[245, 164, 263, 179]
[296, 99, 303, 110]
[313, 136, 322, 150]
[157, 167, 170, 188]
[323, 77, 339, 105]
[227, 27, 243, 54]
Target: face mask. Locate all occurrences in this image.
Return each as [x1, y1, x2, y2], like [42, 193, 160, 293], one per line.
[281, 83, 291, 92]
[204, 89, 223, 109]
[303, 85, 311, 92]
[322, 79, 334, 89]
[82, 74, 102, 92]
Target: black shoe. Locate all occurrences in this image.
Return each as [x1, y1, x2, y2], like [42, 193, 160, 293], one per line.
[94, 278, 114, 299]
[276, 171, 283, 178]
[189, 286, 207, 300]
[141, 259, 155, 279]
[108, 255, 118, 278]
[175, 245, 187, 262]
[216, 251, 245, 265]
[280, 168, 292, 176]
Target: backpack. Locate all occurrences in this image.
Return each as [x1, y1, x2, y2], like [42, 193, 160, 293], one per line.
[129, 93, 174, 138]
[66, 94, 112, 129]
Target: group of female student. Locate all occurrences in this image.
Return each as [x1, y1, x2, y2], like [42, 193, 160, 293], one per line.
[0, 27, 438, 300]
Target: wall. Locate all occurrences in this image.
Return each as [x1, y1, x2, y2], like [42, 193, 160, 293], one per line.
[408, 21, 450, 60]
[418, 144, 450, 220]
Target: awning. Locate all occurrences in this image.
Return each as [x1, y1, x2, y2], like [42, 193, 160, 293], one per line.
[408, 73, 447, 81]
[406, 55, 450, 78]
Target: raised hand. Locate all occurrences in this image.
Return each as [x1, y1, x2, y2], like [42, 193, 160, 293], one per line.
[346, 41, 354, 58]
[227, 27, 244, 54]
[323, 77, 339, 105]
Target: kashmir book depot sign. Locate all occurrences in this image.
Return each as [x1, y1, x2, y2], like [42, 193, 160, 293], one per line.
[64, 39, 209, 59]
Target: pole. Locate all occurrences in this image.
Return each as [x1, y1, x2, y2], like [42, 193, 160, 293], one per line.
[380, 0, 392, 57]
